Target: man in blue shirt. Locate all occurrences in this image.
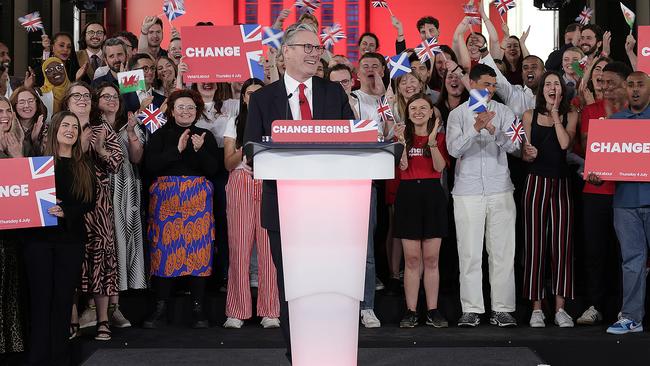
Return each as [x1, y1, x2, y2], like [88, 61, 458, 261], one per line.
[605, 71, 650, 334]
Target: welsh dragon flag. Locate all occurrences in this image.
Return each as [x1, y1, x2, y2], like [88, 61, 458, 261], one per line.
[620, 2, 635, 30]
[117, 69, 146, 94]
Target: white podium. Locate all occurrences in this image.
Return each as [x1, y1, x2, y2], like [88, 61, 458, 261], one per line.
[246, 142, 401, 366]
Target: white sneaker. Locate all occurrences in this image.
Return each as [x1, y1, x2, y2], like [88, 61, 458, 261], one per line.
[260, 317, 280, 329]
[529, 310, 546, 328]
[223, 317, 244, 329]
[79, 306, 97, 329]
[554, 309, 574, 328]
[577, 306, 603, 325]
[360, 309, 381, 328]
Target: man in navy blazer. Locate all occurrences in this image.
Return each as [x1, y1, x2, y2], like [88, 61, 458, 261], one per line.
[244, 22, 355, 362]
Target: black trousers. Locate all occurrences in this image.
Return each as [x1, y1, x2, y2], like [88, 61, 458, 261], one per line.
[267, 230, 291, 357]
[582, 193, 619, 309]
[23, 240, 84, 366]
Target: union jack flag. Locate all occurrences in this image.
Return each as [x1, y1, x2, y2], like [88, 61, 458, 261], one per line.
[376, 96, 394, 122]
[464, 5, 482, 25]
[468, 89, 489, 113]
[28, 156, 57, 227]
[372, 1, 389, 8]
[295, 0, 321, 14]
[138, 104, 167, 134]
[262, 27, 284, 50]
[505, 116, 525, 143]
[163, 0, 185, 21]
[240, 24, 265, 81]
[493, 0, 516, 16]
[18, 11, 44, 32]
[387, 53, 411, 79]
[350, 119, 379, 133]
[575, 6, 593, 25]
[320, 23, 346, 49]
[414, 37, 442, 63]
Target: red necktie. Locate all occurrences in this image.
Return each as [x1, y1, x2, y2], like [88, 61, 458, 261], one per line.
[298, 83, 312, 120]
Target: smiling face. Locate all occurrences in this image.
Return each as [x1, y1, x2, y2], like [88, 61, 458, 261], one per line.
[542, 73, 562, 106]
[359, 35, 377, 55]
[147, 24, 163, 48]
[52, 35, 73, 61]
[434, 52, 451, 79]
[579, 29, 601, 56]
[398, 73, 422, 101]
[134, 58, 156, 87]
[15, 91, 37, 120]
[44, 61, 67, 86]
[626, 73, 650, 113]
[591, 60, 608, 92]
[98, 86, 120, 115]
[197, 82, 216, 99]
[522, 57, 544, 91]
[410, 60, 429, 84]
[0, 101, 13, 133]
[105, 44, 126, 74]
[0, 43, 11, 67]
[562, 50, 582, 76]
[172, 97, 197, 127]
[466, 34, 485, 61]
[157, 58, 176, 82]
[470, 74, 497, 101]
[408, 98, 433, 128]
[67, 85, 92, 117]
[85, 23, 105, 50]
[169, 39, 182, 64]
[445, 72, 464, 97]
[328, 69, 353, 95]
[504, 38, 521, 63]
[283, 30, 322, 82]
[56, 115, 79, 148]
[358, 57, 384, 88]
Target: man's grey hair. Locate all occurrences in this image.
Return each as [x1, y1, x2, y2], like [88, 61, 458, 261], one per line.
[282, 23, 318, 48]
[102, 37, 127, 57]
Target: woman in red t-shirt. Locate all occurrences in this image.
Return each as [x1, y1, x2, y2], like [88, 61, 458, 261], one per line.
[394, 93, 450, 328]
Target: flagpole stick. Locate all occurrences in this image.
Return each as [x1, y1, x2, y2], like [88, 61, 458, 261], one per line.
[387, 5, 394, 17]
[498, 12, 505, 25]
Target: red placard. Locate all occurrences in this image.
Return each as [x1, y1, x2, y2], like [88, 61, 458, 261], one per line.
[638, 26, 650, 75]
[0, 157, 57, 230]
[584, 119, 650, 182]
[181, 25, 265, 83]
[271, 120, 380, 143]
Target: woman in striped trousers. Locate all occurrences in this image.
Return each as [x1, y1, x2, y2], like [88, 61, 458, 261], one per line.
[521, 71, 578, 328]
[223, 78, 280, 329]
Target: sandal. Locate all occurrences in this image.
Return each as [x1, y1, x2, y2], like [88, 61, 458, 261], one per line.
[94, 320, 112, 341]
[69, 323, 80, 340]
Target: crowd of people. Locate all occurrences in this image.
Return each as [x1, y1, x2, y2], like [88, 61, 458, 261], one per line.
[0, 1, 649, 365]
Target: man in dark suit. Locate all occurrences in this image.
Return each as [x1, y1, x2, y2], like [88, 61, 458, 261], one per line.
[244, 22, 355, 362]
[122, 53, 165, 114]
[91, 38, 127, 89]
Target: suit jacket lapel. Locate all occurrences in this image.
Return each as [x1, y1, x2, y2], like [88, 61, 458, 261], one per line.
[312, 77, 324, 119]
[273, 78, 293, 120]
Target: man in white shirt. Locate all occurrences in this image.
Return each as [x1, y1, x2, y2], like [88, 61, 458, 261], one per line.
[446, 64, 521, 328]
[351, 52, 385, 129]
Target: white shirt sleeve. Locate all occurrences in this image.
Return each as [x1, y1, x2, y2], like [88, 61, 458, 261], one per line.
[223, 116, 237, 140]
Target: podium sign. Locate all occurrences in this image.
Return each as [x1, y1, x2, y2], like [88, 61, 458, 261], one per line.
[271, 119, 379, 143]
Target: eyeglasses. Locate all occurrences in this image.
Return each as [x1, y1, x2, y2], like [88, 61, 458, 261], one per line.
[175, 105, 196, 112]
[45, 64, 65, 73]
[335, 78, 351, 86]
[287, 43, 326, 55]
[136, 66, 155, 73]
[99, 94, 120, 101]
[70, 92, 92, 101]
[17, 98, 36, 106]
[86, 30, 105, 37]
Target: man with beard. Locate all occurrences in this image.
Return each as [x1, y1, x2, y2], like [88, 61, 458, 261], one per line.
[0, 41, 27, 98]
[605, 71, 650, 335]
[138, 16, 168, 60]
[92, 38, 127, 88]
[77, 22, 106, 81]
[579, 24, 610, 63]
[545, 23, 581, 72]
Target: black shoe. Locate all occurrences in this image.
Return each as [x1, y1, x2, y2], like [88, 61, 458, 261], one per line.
[385, 278, 401, 297]
[399, 310, 418, 328]
[426, 309, 448, 328]
[457, 312, 481, 327]
[489, 311, 517, 327]
[143, 300, 167, 329]
[191, 300, 209, 329]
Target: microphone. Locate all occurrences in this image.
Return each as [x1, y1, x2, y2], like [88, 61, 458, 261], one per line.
[350, 92, 362, 119]
[285, 92, 293, 120]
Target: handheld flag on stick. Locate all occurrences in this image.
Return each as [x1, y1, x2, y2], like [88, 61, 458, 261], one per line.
[570, 56, 589, 78]
[295, 0, 321, 15]
[376, 95, 394, 123]
[464, 4, 482, 26]
[18, 11, 44, 33]
[262, 27, 284, 50]
[118, 70, 146, 94]
[163, 0, 185, 22]
[575, 6, 593, 26]
[505, 116, 525, 144]
[320, 24, 346, 49]
[468, 89, 489, 113]
[138, 104, 167, 134]
[387, 53, 411, 79]
[372, 1, 394, 16]
[620, 2, 635, 34]
[492, 0, 516, 24]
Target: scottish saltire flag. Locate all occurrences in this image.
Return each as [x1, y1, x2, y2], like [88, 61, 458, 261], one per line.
[18, 11, 44, 32]
[376, 96, 394, 122]
[295, 0, 321, 14]
[262, 27, 284, 50]
[575, 6, 593, 25]
[321, 23, 346, 49]
[387, 53, 411, 79]
[350, 119, 379, 133]
[163, 0, 185, 21]
[464, 5, 482, 25]
[493, 0, 516, 16]
[138, 104, 167, 133]
[28, 156, 57, 227]
[620, 2, 635, 30]
[414, 37, 442, 63]
[240, 24, 265, 80]
[372, 1, 389, 8]
[505, 116, 525, 143]
[468, 89, 489, 113]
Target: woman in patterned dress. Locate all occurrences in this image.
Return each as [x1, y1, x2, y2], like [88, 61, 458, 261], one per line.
[61, 82, 124, 341]
[143, 89, 221, 329]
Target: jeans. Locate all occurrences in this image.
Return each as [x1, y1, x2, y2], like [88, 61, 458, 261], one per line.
[361, 185, 378, 310]
[613, 207, 650, 323]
